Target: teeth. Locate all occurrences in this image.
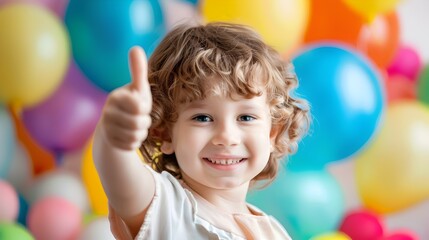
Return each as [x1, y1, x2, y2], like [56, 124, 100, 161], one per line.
[206, 158, 242, 165]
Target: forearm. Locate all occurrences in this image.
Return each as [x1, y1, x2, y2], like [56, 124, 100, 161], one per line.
[92, 126, 155, 217]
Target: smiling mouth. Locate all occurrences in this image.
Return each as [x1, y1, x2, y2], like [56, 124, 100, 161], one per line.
[203, 158, 246, 165]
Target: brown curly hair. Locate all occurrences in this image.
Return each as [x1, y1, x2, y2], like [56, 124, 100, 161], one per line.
[140, 22, 310, 183]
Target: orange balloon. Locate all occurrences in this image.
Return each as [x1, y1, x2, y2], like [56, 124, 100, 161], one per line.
[303, 0, 365, 47]
[357, 12, 399, 68]
[9, 106, 56, 176]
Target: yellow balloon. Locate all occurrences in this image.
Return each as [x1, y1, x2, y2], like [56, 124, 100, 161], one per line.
[0, 4, 69, 107]
[310, 232, 351, 240]
[82, 138, 109, 216]
[343, 0, 401, 22]
[202, 0, 309, 55]
[356, 101, 429, 213]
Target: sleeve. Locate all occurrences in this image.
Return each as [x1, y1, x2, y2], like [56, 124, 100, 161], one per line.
[108, 166, 196, 240]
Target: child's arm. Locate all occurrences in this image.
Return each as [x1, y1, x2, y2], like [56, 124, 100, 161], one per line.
[92, 46, 155, 237]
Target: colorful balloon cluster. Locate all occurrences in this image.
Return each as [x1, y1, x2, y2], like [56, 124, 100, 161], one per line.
[0, 0, 428, 239]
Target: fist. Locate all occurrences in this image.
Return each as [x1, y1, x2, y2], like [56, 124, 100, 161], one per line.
[100, 46, 152, 150]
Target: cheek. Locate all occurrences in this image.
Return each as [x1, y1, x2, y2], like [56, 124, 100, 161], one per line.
[172, 127, 206, 154]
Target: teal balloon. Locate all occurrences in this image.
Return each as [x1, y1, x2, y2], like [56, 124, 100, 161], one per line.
[0, 105, 15, 178]
[0, 222, 34, 240]
[289, 44, 385, 170]
[65, 0, 166, 92]
[247, 168, 345, 240]
[17, 193, 29, 227]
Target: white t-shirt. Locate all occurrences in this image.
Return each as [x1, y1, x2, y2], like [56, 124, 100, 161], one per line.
[109, 166, 292, 240]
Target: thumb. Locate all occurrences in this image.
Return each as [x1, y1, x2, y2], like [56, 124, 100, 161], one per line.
[128, 46, 149, 93]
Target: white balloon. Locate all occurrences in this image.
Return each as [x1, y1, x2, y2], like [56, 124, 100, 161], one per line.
[6, 143, 33, 193]
[79, 217, 115, 240]
[24, 169, 89, 213]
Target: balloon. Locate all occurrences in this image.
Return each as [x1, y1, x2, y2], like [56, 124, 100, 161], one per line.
[384, 75, 416, 104]
[202, 0, 310, 56]
[343, 0, 401, 22]
[0, 222, 34, 240]
[27, 197, 82, 240]
[179, 0, 198, 6]
[355, 101, 429, 213]
[0, 4, 70, 107]
[65, 0, 166, 92]
[383, 231, 418, 240]
[22, 61, 107, 153]
[247, 168, 345, 240]
[17, 194, 29, 227]
[25, 170, 90, 213]
[357, 12, 400, 69]
[303, 0, 364, 47]
[288, 45, 385, 170]
[82, 139, 109, 215]
[79, 217, 115, 240]
[0, 180, 19, 222]
[387, 44, 423, 82]
[338, 209, 384, 240]
[6, 143, 33, 193]
[417, 64, 429, 105]
[9, 107, 56, 176]
[310, 232, 351, 240]
[0, 105, 16, 178]
[0, 0, 69, 17]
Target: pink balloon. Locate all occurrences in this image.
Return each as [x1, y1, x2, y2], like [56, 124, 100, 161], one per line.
[22, 61, 107, 153]
[28, 197, 82, 240]
[0, 180, 19, 221]
[387, 44, 423, 82]
[382, 231, 418, 240]
[339, 209, 385, 240]
[0, 0, 69, 17]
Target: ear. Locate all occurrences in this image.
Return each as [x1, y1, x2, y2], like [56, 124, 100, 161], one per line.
[160, 141, 174, 154]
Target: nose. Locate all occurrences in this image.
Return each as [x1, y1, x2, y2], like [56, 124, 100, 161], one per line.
[211, 121, 241, 146]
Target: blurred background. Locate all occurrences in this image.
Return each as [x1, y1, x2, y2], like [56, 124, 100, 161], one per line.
[0, 0, 428, 239]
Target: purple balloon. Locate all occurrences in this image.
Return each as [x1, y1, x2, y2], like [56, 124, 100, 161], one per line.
[22, 61, 107, 153]
[0, 0, 69, 18]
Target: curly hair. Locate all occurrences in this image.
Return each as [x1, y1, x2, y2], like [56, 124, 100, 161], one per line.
[140, 22, 310, 182]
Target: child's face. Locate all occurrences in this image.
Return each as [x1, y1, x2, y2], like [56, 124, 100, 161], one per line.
[161, 90, 277, 191]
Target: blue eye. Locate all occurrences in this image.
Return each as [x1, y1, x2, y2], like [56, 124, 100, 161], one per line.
[192, 115, 213, 122]
[238, 115, 256, 121]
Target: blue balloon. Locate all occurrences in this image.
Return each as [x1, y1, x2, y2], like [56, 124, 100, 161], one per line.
[180, 0, 199, 6]
[65, 0, 166, 92]
[288, 44, 385, 170]
[247, 168, 345, 240]
[0, 105, 16, 178]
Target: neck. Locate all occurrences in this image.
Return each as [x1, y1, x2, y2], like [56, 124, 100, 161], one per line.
[181, 173, 252, 215]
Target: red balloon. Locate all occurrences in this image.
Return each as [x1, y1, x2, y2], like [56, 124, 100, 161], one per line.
[339, 209, 384, 240]
[382, 231, 418, 240]
[384, 75, 417, 104]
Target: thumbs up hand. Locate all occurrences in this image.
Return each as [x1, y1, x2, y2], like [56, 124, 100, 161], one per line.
[99, 46, 153, 150]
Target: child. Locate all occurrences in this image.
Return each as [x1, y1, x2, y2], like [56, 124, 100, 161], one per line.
[93, 22, 310, 240]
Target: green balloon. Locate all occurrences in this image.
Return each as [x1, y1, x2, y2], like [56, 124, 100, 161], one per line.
[417, 65, 429, 105]
[0, 222, 34, 240]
